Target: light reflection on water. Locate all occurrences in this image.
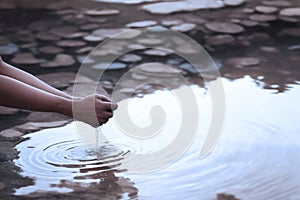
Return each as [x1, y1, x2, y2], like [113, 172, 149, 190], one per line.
[14, 77, 300, 199]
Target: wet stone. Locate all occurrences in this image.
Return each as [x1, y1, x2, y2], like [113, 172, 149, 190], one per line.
[80, 23, 99, 31]
[76, 46, 94, 54]
[92, 62, 127, 70]
[93, 28, 131, 39]
[262, 1, 292, 7]
[0, 43, 18, 55]
[217, 193, 240, 200]
[28, 21, 57, 31]
[249, 14, 277, 22]
[205, 21, 244, 34]
[0, 106, 19, 115]
[224, 0, 246, 6]
[36, 32, 61, 41]
[26, 112, 71, 122]
[15, 121, 71, 133]
[120, 54, 142, 63]
[282, 28, 300, 37]
[0, 142, 18, 162]
[240, 20, 259, 27]
[136, 62, 181, 75]
[76, 56, 95, 64]
[83, 35, 104, 42]
[260, 46, 279, 53]
[137, 38, 164, 45]
[56, 40, 86, 47]
[51, 26, 78, 37]
[85, 9, 120, 16]
[11, 53, 41, 65]
[288, 44, 300, 51]
[126, 20, 157, 28]
[63, 32, 89, 39]
[100, 81, 114, 90]
[131, 72, 148, 80]
[279, 8, 300, 17]
[144, 49, 171, 56]
[41, 54, 76, 68]
[279, 16, 299, 23]
[37, 72, 77, 89]
[65, 83, 108, 97]
[161, 19, 183, 26]
[171, 23, 196, 32]
[0, 129, 23, 141]
[206, 34, 235, 46]
[255, 6, 278, 14]
[225, 57, 261, 68]
[39, 46, 64, 54]
[179, 63, 199, 74]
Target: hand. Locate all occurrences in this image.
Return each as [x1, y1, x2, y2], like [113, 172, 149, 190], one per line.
[72, 94, 118, 127]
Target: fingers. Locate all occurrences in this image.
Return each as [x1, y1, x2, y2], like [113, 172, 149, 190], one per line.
[96, 95, 111, 102]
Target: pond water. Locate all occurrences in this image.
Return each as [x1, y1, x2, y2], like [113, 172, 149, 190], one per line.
[14, 76, 300, 199]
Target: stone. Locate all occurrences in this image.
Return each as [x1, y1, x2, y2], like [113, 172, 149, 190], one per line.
[136, 62, 181, 75]
[56, 40, 86, 48]
[131, 73, 148, 80]
[141, 0, 224, 14]
[225, 57, 261, 68]
[76, 46, 94, 54]
[11, 53, 41, 65]
[51, 26, 78, 37]
[255, 6, 278, 14]
[126, 20, 157, 28]
[279, 16, 299, 23]
[15, 120, 71, 133]
[179, 63, 199, 74]
[282, 28, 300, 37]
[161, 19, 183, 26]
[205, 21, 244, 34]
[120, 54, 142, 63]
[171, 23, 196, 32]
[37, 72, 77, 89]
[85, 9, 120, 16]
[224, 0, 246, 6]
[288, 44, 300, 51]
[76, 56, 95, 64]
[83, 35, 104, 42]
[176, 44, 201, 54]
[36, 32, 61, 41]
[260, 46, 279, 53]
[0, 106, 19, 115]
[63, 32, 89, 39]
[26, 112, 71, 122]
[262, 1, 292, 7]
[41, 54, 76, 68]
[137, 38, 164, 45]
[144, 49, 172, 56]
[217, 193, 240, 200]
[206, 34, 235, 46]
[65, 83, 108, 97]
[240, 20, 259, 27]
[28, 21, 57, 31]
[279, 8, 300, 17]
[0, 43, 18, 55]
[80, 23, 99, 31]
[39, 46, 63, 54]
[249, 14, 277, 22]
[0, 129, 23, 140]
[0, 142, 18, 161]
[100, 81, 114, 90]
[92, 62, 127, 70]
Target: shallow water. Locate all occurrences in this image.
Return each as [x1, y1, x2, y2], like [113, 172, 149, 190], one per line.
[14, 76, 300, 199]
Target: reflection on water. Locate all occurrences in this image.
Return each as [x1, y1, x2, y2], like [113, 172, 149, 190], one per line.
[14, 77, 300, 199]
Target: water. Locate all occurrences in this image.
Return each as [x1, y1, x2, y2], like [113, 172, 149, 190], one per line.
[14, 76, 300, 199]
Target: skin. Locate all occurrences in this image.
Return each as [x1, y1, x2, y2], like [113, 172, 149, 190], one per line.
[0, 56, 117, 126]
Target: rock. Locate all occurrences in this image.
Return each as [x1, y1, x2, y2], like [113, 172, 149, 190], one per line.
[76, 55, 95, 64]
[0, 129, 23, 140]
[76, 46, 94, 54]
[128, 44, 146, 50]
[26, 112, 71, 122]
[217, 193, 240, 200]
[171, 23, 196, 32]
[141, 0, 224, 14]
[279, 16, 299, 23]
[39, 46, 63, 54]
[255, 6, 278, 14]
[279, 8, 300, 17]
[224, 0, 246, 6]
[100, 81, 114, 90]
[240, 20, 259, 27]
[51, 26, 78, 37]
[36, 32, 61, 41]
[79, 23, 99, 31]
[282, 28, 300, 37]
[161, 19, 183, 26]
[126, 20, 157, 28]
[249, 14, 277, 22]
[15, 120, 71, 133]
[262, 1, 292, 7]
[120, 54, 142, 63]
[176, 44, 201, 54]
[225, 57, 261, 68]
[136, 62, 181, 76]
[131, 72, 148, 80]
[93, 28, 132, 39]
[0, 142, 18, 161]
[83, 35, 104, 42]
[260, 46, 279, 53]
[41, 54, 76, 68]
[206, 34, 235, 46]
[144, 49, 172, 56]
[288, 44, 300, 51]
[85, 9, 120, 16]
[179, 63, 199, 74]
[11, 53, 41, 65]
[243, 8, 254, 13]
[205, 21, 244, 34]
[92, 62, 127, 70]
[65, 83, 108, 97]
[0, 106, 19, 115]
[0, 43, 18, 55]
[63, 32, 89, 39]
[137, 38, 164, 45]
[37, 72, 77, 89]
[56, 40, 86, 48]
[28, 20, 57, 31]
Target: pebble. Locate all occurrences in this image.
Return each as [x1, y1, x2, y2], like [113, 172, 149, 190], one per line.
[288, 44, 300, 51]
[63, 32, 89, 39]
[65, 83, 108, 97]
[136, 62, 181, 75]
[28, 20, 57, 31]
[120, 54, 142, 62]
[217, 193, 239, 200]
[240, 20, 259, 27]
[100, 81, 114, 90]
[161, 19, 183, 26]
[93, 28, 131, 39]
[131, 72, 148, 80]
[225, 57, 261, 68]
[76, 56, 95, 64]
[144, 49, 171, 56]
[51, 26, 78, 37]
[0, 141, 18, 161]
[282, 28, 300, 37]
[126, 20, 157, 28]
[171, 23, 196, 32]
[15, 121, 71, 133]
[92, 62, 127, 70]
[56, 40, 86, 47]
[37, 72, 77, 89]
[260, 46, 279, 53]
[179, 63, 199, 74]
[279, 16, 299, 23]
[279, 8, 300, 17]
[0, 106, 19, 115]
[39, 46, 64, 54]
[36, 32, 61, 41]
[262, 1, 292, 7]
[249, 14, 277, 22]
[0, 129, 23, 140]
[0, 43, 18, 55]
[85, 9, 120, 16]
[224, 0, 246, 6]
[41, 54, 76, 68]
[205, 21, 244, 34]
[79, 23, 99, 31]
[137, 38, 164, 45]
[76, 46, 94, 54]
[83, 35, 104, 42]
[11, 53, 41, 65]
[255, 6, 279, 14]
[206, 34, 236, 46]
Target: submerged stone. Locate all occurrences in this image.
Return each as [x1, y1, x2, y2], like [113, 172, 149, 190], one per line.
[0, 43, 18, 55]
[85, 9, 120, 16]
[0, 129, 23, 140]
[15, 121, 71, 133]
[262, 1, 292, 7]
[171, 23, 196, 32]
[255, 6, 278, 14]
[37, 72, 78, 89]
[26, 112, 71, 122]
[144, 49, 172, 56]
[39, 46, 64, 54]
[282, 28, 300, 37]
[56, 40, 86, 47]
[92, 62, 127, 70]
[126, 20, 157, 28]
[225, 57, 261, 68]
[120, 54, 142, 62]
[0, 106, 19, 115]
[11, 53, 41, 65]
[279, 8, 300, 17]
[205, 21, 244, 34]
[249, 14, 277, 22]
[224, 0, 246, 6]
[36, 32, 61, 41]
[41, 54, 76, 68]
[206, 34, 236, 46]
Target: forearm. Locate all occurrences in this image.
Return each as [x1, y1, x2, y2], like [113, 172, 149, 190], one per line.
[0, 75, 72, 116]
[0, 59, 73, 99]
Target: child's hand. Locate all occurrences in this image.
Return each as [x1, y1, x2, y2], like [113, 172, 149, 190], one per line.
[72, 94, 118, 127]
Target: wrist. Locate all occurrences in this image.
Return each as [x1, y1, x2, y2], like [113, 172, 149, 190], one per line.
[57, 98, 73, 117]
